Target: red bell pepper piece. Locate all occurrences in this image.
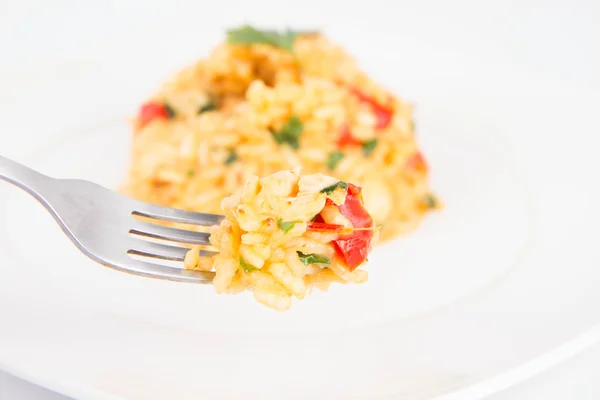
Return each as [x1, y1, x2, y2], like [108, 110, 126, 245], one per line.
[309, 182, 374, 270]
[346, 182, 362, 196]
[350, 88, 394, 129]
[138, 102, 172, 128]
[331, 184, 374, 271]
[337, 194, 372, 229]
[405, 152, 428, 172]
[372, 105, 393, 129]
[307, 222, 344, 232]
[332, 234, 371, 271]
[336, 123, 361, 147]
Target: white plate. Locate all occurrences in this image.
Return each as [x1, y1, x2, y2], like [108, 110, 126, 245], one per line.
[1, 2, 599, 399]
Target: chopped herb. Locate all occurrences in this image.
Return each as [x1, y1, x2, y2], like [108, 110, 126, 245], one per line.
[327, 151, 345, 170]
[422, 194, 437, 209]
[271, 116, 303, 150]
[163, 103, 176, 118]
[277, 219, 299, 234]
[240, 256, 257, 273]
[225, 149, 238, 165]
[276, 30, 297, 53]
[187, 169, 196, 177]
[362, 139, 378, 157]
[320, 181, 348, 195]
[226, 25, 310, 53]
[411, 119, 416, 132]
[199, 101, 217, 114]
[297, 251, 331, 266]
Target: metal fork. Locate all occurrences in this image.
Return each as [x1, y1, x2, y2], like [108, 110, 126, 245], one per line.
[0, 155, 224, 283]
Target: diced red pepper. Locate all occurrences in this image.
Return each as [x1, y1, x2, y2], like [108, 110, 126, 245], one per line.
[333, 234, 371, 271]
[350, 88, 394, 130]
[307, 222, 343, 232]
[372, 105, 393, 129]
[405, 152, 428, 173]
[311, 214, 325, 223]
[331, 185, 374, 271]
[310, 182, 374, 270]
[350, 88, 372, 103]
[346, 182, 362, 196]
[138, 102, 170, 128]
[336, 123, 361, 147]
[337, 190, 373, 231]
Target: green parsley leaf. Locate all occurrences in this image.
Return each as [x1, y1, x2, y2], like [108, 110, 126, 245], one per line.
[362, 139, 378, 157]
[277, 29, 297, 53]
[271, 116, 303, 149]
[277, 219, 300, 234]
[225, 149, 238, 165]
[187, 169, 196, 177]
[422, 194, 438, 209]
[199, 101, 217, 114]
[327, 151, 345, 170]
[164, 103, 176, 118]
[297, 251, 331, 266]
[240, 256, 257, 273]
[320, 181, 348, 195]
[227, 25, 283, 46]
[226, 25, 310, 53]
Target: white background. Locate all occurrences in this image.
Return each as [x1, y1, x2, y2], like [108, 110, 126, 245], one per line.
[1, 0, 599, 398]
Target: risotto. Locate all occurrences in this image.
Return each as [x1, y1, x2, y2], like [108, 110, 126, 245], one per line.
[184, 170, 377, 311]
[123, 25, 438, 243]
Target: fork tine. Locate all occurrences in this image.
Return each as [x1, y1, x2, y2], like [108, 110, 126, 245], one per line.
[119, 258, 215, 284]
[130, 221, 212, 246]
[132, 202, 224, 226]
[128, 241, 217, 261]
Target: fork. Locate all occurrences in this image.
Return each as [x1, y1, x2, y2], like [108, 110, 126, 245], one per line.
[0, 155, 224, 283]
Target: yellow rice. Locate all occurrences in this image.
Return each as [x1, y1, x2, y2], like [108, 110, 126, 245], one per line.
[186, 169, 374, 311]
[123, 29, 437, 243]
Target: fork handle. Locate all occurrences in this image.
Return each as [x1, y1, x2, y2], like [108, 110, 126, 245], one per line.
[0, 154, 54, 198]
